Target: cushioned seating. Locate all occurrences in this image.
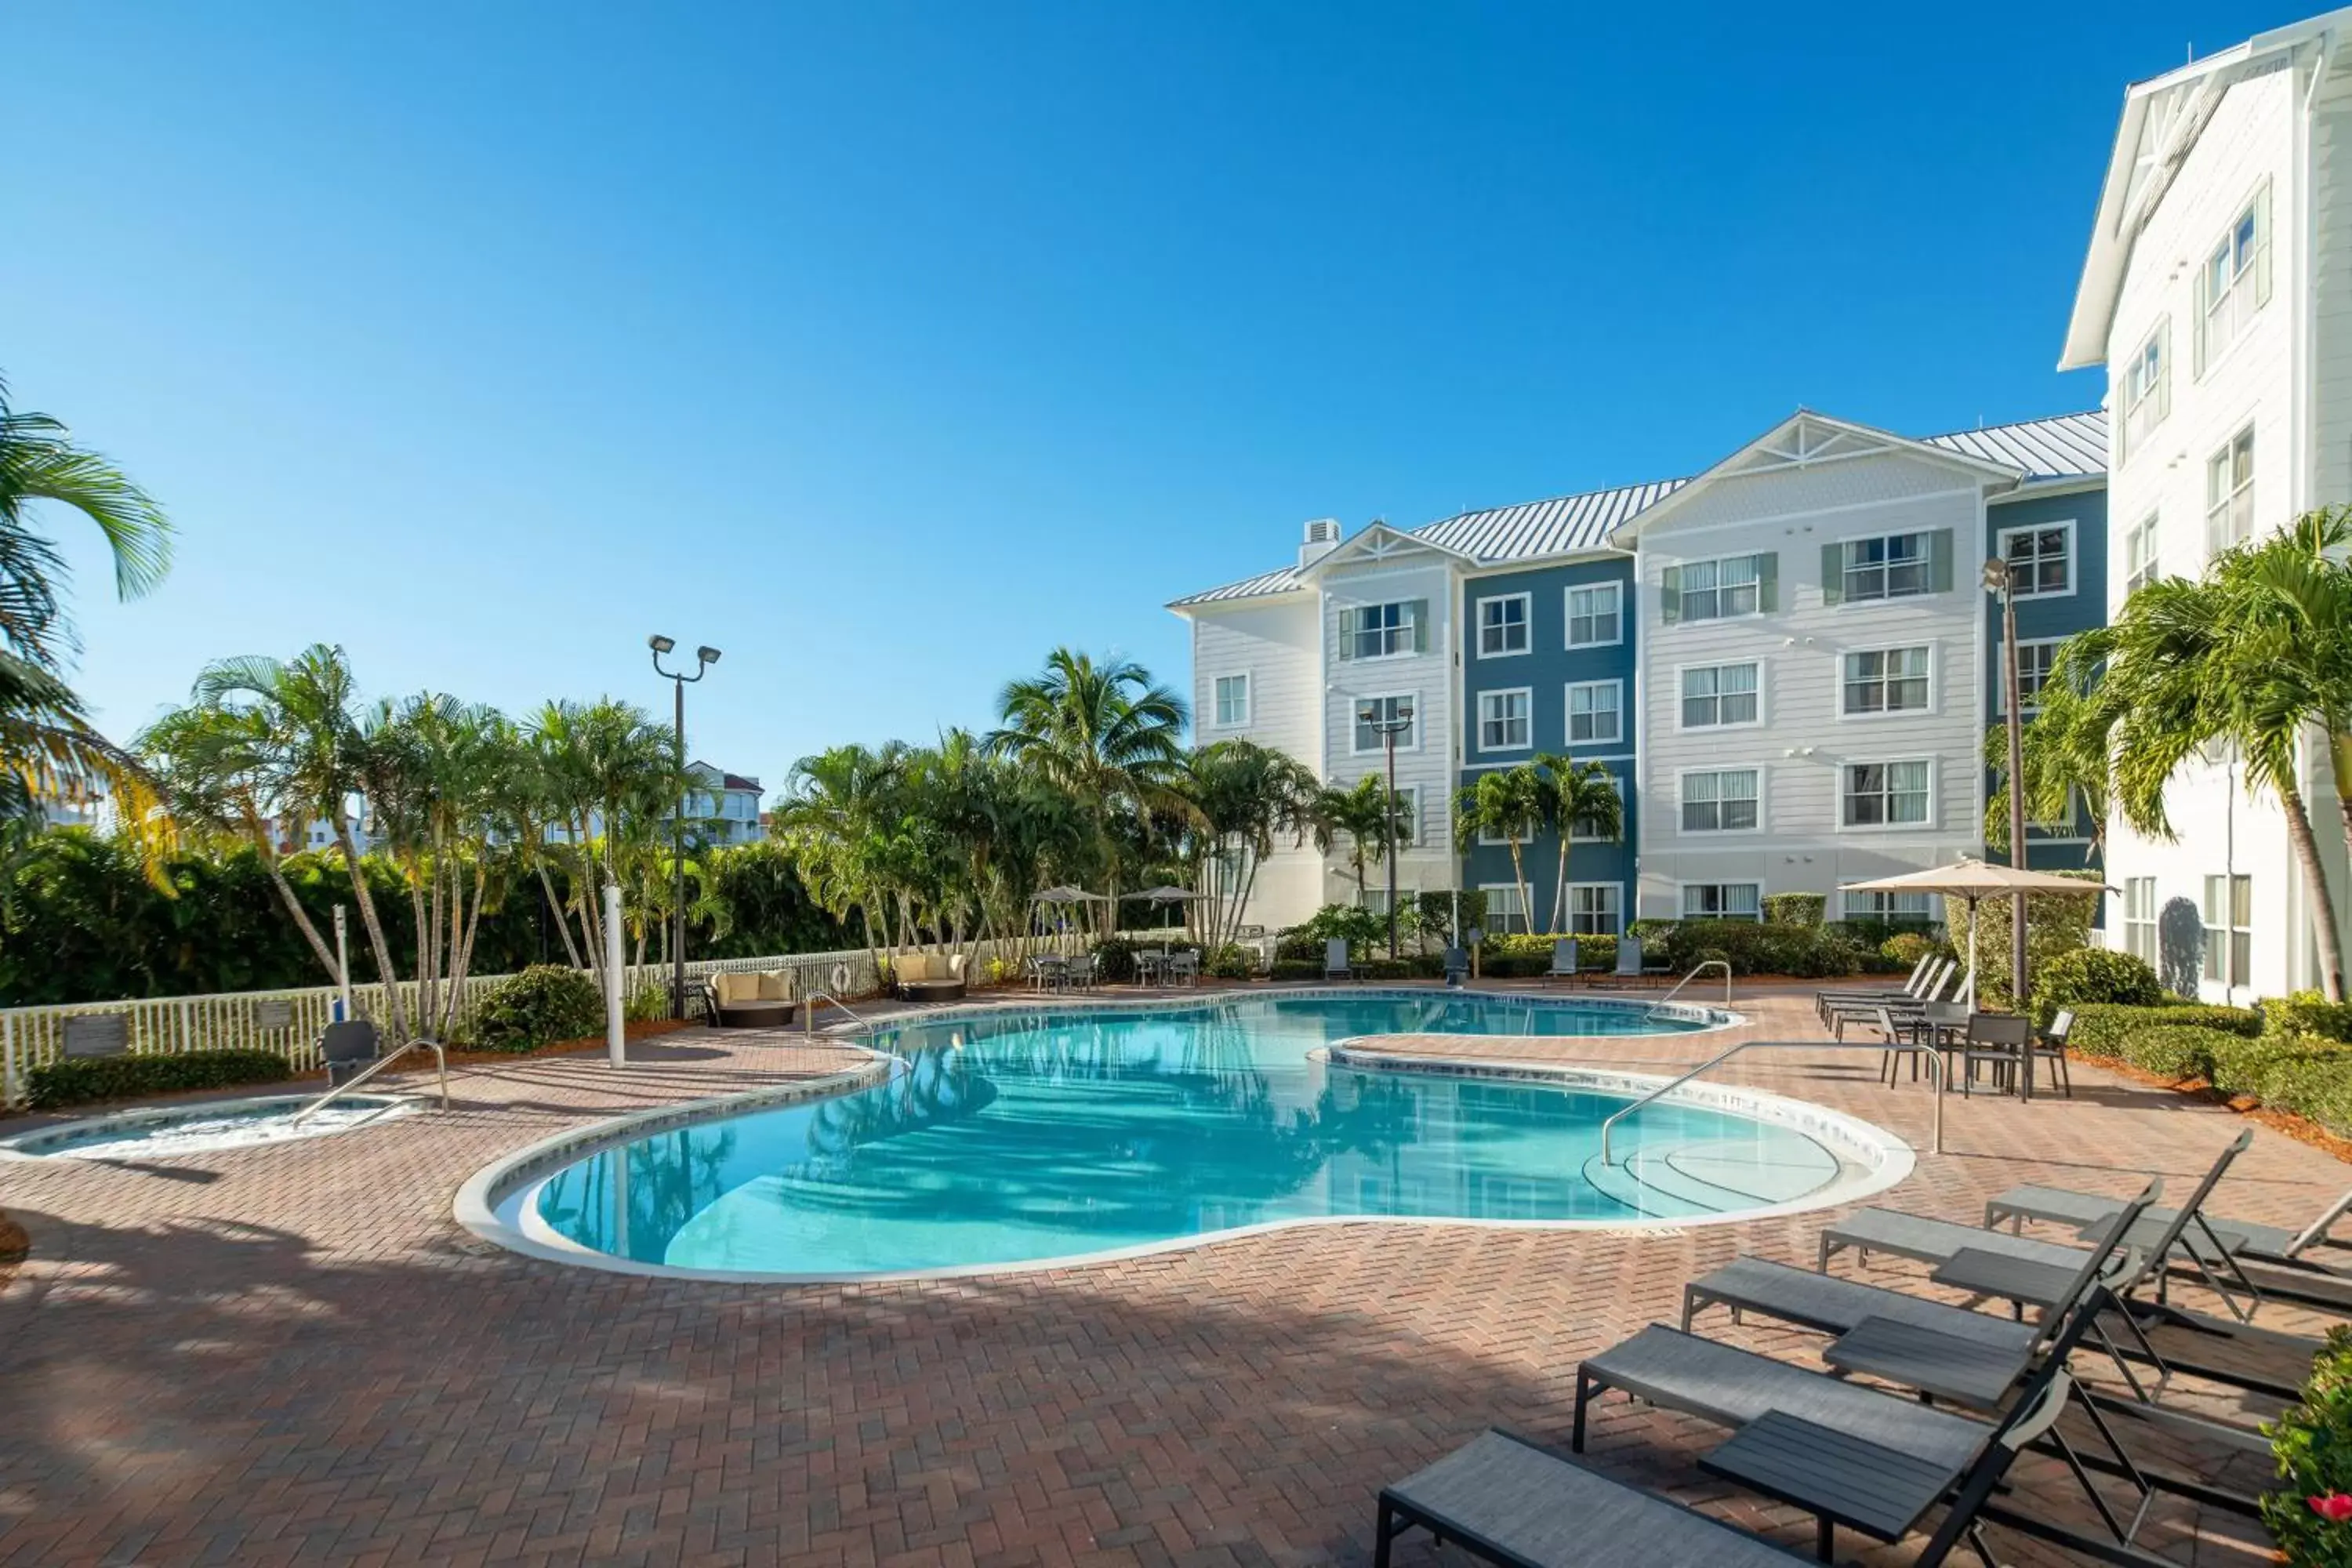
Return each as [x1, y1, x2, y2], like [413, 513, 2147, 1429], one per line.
[707, 970, 795, 1027]
[895, 952, 967, 1000]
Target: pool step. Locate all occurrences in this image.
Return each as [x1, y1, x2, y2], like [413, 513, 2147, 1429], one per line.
[1581, 1137, 1842, 1218]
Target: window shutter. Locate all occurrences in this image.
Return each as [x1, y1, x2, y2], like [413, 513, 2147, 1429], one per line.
[2114, 372, 2131, 463]
[1335, 608, 1357, 660]
[1409, 599, 1429, 653]
[2194, 267, 2209, 377]
[1820, 543, 1844, 607]
[2256, 181, 2274, 308]
[1660, 565, 1682, 624]
[1928, 529, 1955, 593]
[2157, 319, 2172, 420]
[1755, 552, 1779, 612]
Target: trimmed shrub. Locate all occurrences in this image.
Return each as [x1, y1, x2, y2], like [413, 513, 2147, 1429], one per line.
[473, 964, 604, 1053]
[1268, 959, 1323, 982]
[2031, 949, 2161, 1026]
[2105, 1024, 2245, 1083]
[28, 1047, 292, 1110]
[1089, 935, 1140, 984]
[1880, 931, 1938, 969]
[1646, 920, 1867, 978]
[2267, 992, 2352, 1045]
[1761, 893, 1826, 927]
[1415, 890, 1486, 947]
[2065, 1002, 2263, 1059]
[1203, 943, 1255, 980]
[2262, 1323, 2352, 1565]
[1944, 871, 2103, 1009]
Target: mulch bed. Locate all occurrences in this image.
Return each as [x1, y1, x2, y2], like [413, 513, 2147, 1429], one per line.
[2072, 1047, 2352, 1164]
[422, 1018, 691, 1071]
[0, 1210, 28, 1288]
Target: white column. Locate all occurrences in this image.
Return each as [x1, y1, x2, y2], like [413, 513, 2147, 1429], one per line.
[333, 905, 353, 1022]
[604, 882, 626, 1068]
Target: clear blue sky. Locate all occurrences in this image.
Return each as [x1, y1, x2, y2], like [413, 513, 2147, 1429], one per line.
[1, 2, 2294, 799]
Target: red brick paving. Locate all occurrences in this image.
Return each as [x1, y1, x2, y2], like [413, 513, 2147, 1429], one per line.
[0, 985, 2340, 1565]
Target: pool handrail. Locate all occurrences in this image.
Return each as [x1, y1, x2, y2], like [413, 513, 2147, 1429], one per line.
[289, 1036, 449, 1127]
[1643, 960, 1731, 1020]
[804, 992, 873, 1035]
[1599, 1023, 1947, 1163]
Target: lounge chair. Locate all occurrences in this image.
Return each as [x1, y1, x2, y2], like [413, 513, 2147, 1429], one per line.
[1989, 1175, 2352, 1277]
[892, 951, 967, 1003]
[1324, 938, 1354, 982]
[1595, 935, 1644, 988]
[1814, 955, 1938, 1023]
[1572, 1324, 2082, 1566]
[1373, 1430, 1813, 1567]
[321, 1019, 381, 1085]
[1824, 961, 1955, 1038]
[1442, 946, 1470, 987]
[706, 969, 797, 1027]
[1543, 937, 1579, 985]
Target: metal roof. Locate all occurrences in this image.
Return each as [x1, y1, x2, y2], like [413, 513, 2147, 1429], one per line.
[1171, 409, 2107, 609]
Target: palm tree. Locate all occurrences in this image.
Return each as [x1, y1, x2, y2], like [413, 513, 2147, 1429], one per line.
[1455, 765, 1541, 933]
[528, 697, 680, 992]
[1315, 775, 1404, 903]
[1177, 739, 1319, 949]
[1534, 754, 1621, 932]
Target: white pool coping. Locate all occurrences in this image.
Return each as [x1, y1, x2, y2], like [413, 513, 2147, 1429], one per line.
[455, 987, 1913, 1285]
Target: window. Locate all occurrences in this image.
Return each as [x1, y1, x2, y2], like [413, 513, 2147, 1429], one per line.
[1998, 521, 2072, 597]
[1569, 776, 1621, 841]
[1360, 884, 1419, 917]
[1213, 673, 1250, 728]
[1677, 554, 1764, 621]
[2123, 877, 2157, 967]
[2121, 321, 2169, 456]
[2200, 187, 2267, 368]
[2001, 641, 2061, 715]
[1481, 883, 1530, 934]
[1842, 532, 1933, 601]
[1682, 883, 1762, 921]
[1681, 769, 1759, 833]
[1388, 785, 1421, 848]
[2205, 428, 2254, 557]
[1842, 760, 1931, 827]
[1352, 695, 1416, 754]
[1475, 593, 1530, 657]
[1566, 582, 1622, 647]
[1566, 681, 1621, 744]
[1844, 891, 1934, 924]
[1842, 646, 1931, 717]
[1680, 662, 1759, 728]
[1338, 600, 1428, 661]
[2124, 514, 2160, 595]
[1568, 884, 1621, 937]
[2203, 873, 2252, 987]
[1477, 689, 1531, 751]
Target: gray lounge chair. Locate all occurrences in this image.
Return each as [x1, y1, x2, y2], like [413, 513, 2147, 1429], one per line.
[1596, 935, 1643, 988]
[1324, 938, 1354, 982]
[1442, 946, 1470, 987]
[1543, 937, 1578, 985]
[1374, 1430, 1813, 1567]
[1815, 956, 1942, 1024]
[1987, 1168, 2351, 1275]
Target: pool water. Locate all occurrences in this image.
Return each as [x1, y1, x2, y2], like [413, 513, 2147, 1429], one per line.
[6, 1095, 414, 1159]
[532, 994, 1838, 1276]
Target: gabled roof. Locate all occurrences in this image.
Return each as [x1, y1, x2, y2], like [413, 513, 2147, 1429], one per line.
[2060, 9, 2352, 370]
[1294, 520, 1476, 581]
[1169, 410, 2106, 610]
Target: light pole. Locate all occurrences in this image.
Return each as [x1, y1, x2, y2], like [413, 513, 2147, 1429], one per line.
[649, 634, 720, 1020]
[1983, 559, 2029, 1009]
[1368, 702, 1415, 960]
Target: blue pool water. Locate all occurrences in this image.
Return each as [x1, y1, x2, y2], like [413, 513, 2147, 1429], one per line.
[533, 994, 1840, 1276]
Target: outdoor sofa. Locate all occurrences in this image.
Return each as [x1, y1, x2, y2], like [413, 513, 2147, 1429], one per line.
[893, 951, 967, 1002]
[705, 969, 797, 1028]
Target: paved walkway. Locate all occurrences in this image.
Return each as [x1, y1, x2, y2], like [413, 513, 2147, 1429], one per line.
[0, 985, 2340, 1565]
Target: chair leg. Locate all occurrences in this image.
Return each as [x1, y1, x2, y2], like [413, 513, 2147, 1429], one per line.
[1373, 1502, 1396, 1568]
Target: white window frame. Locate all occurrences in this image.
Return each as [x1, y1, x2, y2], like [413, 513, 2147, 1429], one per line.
[1566, 882, 1621, 937]
[1842, 891, 1935, 924]
[1676, 660, 1763, 731]
[1677, 766, 1763, 836]
[1479, 881, 1530, 934]
[1359, 884, 1421, 917]
[1388, 783, 1421, 849]
[1565, 679, 1622, 745]
[1349, 692, 1420, 756]
[1476, 822, 1534, 847]
[1339, 600, 1425, 662]
[2205, 426, 2254, 557]
[2203, 873, 2252, 988]
[1996, 518, 2074, 600]
[1838, 757, 1935, 831]
[1679, 882, 1762, 922]
[2201, 192, 2263, 371]
[1838, 644, 1933, 721]
[2124, 513, 2160, 595]
[1998, 639, 2063, 717]
[1475, 688, 1534, 754]
[2122, 877, 2157, 967]
[1676, 553, 1765, 622]
[1568, 775, 1622, 842]
[2120, 319, 2169, 458]
[1210, 671, 1251, 730]
[1565, 581, 1624, 648]
[1473, 592, 1532, 659]
[1840, 531, 1933, 602]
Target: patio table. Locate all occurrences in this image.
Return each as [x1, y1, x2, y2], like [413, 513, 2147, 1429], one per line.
[1134, 951, 1170, 985]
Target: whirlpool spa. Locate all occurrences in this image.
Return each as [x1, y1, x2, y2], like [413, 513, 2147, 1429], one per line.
[463, 991, 1912, 1281]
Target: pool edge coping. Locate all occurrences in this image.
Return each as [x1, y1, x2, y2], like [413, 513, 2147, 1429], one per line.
[453, 993, 1917, 1286]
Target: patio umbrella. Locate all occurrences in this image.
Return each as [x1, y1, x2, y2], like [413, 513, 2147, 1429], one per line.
[1033, 886, 1113, 949]
[1840, 858, 2114, 1006]
[1127, 884, 1207, 938]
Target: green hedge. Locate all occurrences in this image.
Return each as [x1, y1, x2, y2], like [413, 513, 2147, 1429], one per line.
[1761, 893, 1825, 927]
[2030, 949, 2161, 1027]
[2267, 992, 2352, 1046]
[28, 1047, 293, 1110]
[2065, 1003, 2263, 1059]
[2063, 1001, 2352, 1141]
[473, 964, 604, 1053]
[1269, 959, 1324, 982]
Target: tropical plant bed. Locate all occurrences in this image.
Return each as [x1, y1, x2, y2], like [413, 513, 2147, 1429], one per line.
[2068, 1047, 2352, 1167]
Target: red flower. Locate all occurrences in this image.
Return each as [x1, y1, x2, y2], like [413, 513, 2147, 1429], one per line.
[2307, 1493, 2352, 1523]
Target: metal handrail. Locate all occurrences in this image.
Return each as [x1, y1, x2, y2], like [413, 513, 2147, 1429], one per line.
[289, 1036, 450, 1127]
[1645, 960, 1731, 1019]
[1599, 1024, 1947, 1163]
[804, 992, 873, 1035]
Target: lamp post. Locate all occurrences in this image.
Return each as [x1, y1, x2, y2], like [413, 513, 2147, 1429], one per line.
[649, 635, 720, 1020]
[1982, 559, 2029, 1009]
[1368, 702, 1415, 959]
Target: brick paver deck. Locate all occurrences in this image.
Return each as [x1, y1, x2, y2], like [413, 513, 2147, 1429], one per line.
[1, 984, 2339, 1566]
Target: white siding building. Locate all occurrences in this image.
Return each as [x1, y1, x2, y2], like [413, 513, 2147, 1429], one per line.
[2062, 9, 2352, 1002]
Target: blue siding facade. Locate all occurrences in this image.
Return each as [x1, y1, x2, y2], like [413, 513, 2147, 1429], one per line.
[1984, 485, 2107, 873]
[1458, 556, 1639, 932]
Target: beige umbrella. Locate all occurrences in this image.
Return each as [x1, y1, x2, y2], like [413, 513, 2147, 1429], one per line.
[1841, 858, 2114, 1005]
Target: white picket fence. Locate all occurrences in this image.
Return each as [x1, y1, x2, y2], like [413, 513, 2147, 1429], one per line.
[0, 943, 1041, 1109]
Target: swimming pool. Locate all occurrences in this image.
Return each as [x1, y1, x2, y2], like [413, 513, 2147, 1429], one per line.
[0, 1092, 417, 1160]
[479, 993, 1908, 1279]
